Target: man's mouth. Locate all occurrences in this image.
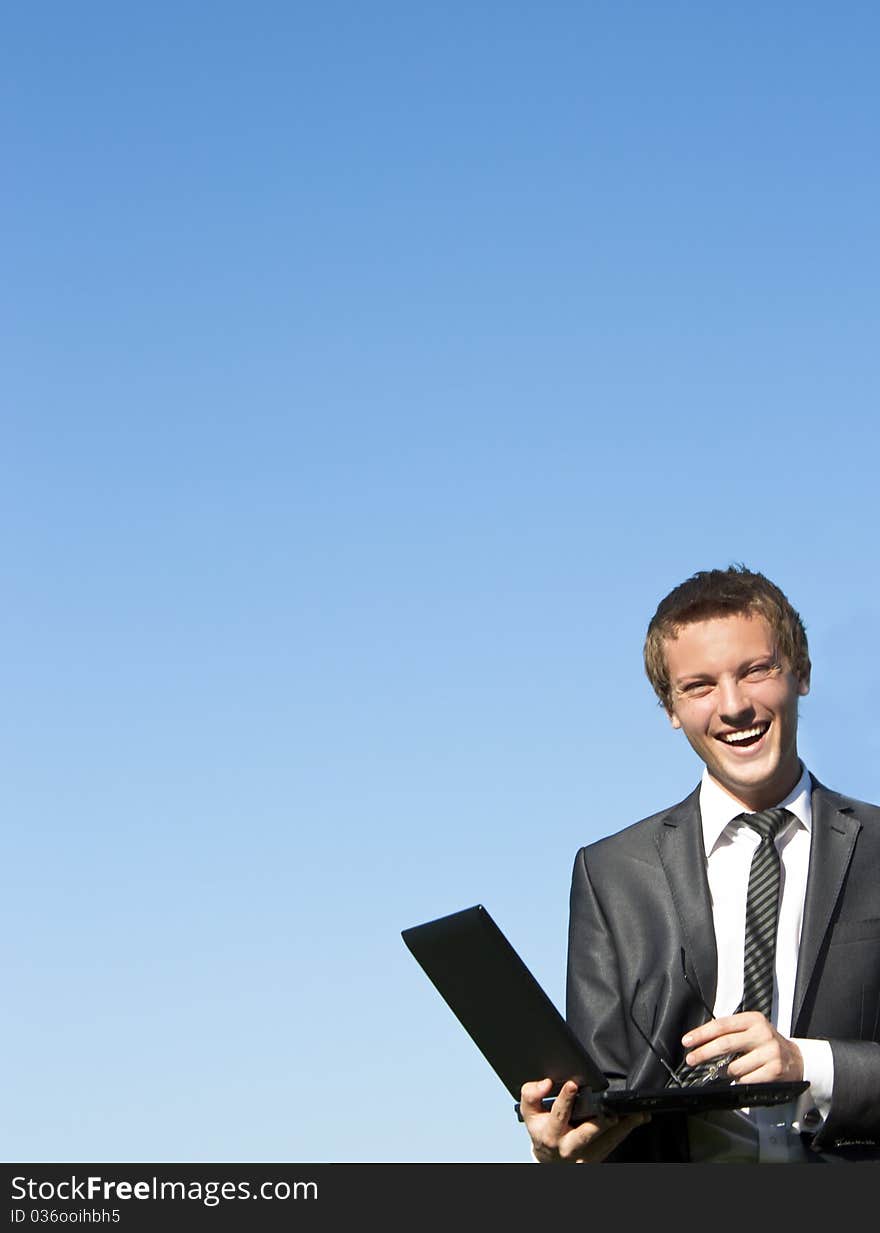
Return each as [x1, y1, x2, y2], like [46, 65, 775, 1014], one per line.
[716, 722, 769, 748]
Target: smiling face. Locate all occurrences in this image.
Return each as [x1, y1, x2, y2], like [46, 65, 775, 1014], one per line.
[662, 611, 810, 811]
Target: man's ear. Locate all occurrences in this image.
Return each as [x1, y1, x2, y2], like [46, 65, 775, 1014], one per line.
[798, 667, 811, 697]
[666, 706, 682, 730]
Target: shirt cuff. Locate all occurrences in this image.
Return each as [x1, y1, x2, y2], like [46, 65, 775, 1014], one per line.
[791, 1037, 834, 1131]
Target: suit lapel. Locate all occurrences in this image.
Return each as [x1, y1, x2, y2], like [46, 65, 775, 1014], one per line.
[645, 777, 861, 1039]
[792, 778, 861, 1030]
[653, 786, 718, 1016]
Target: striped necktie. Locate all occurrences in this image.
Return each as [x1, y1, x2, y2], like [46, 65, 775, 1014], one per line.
[740, 806, 791, 1019]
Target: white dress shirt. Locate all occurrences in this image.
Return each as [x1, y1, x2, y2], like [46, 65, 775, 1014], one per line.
[688, 763, 833, 1162]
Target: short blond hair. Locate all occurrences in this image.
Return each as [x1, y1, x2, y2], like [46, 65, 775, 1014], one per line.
[644, 565, 810, 711]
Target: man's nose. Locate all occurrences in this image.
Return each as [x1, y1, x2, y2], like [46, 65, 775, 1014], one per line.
[717, 676, 754, 719]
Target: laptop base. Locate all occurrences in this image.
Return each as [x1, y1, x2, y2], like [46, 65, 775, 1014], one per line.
[515, 1080, 807, 1123]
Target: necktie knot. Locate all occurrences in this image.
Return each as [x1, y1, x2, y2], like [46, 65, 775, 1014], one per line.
[739, 806, 791, 844]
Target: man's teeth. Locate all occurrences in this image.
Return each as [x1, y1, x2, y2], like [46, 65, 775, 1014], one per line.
[719, 726, 766, 744]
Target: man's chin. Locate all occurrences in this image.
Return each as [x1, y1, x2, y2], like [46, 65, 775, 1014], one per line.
[708, 755, 801, 810]
[708, 760, 777, 807]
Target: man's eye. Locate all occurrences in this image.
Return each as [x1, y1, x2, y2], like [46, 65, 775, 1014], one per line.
[682, 682, 712, 697]
[746, 664, 773, 679]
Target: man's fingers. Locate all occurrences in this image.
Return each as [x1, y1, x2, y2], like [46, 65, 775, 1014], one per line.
[548, 1080, 582, 1127]
[726, 1049, 773, 1081]
[682, 1011, 774, 1064]
[519, 1077, 554, 1117]
[520, 1078, 650, 1163]
[682, 1011, 765, 1049]
[727, 1037, 802, 1083]
[684, 1033, 743, 1066]
[521, 1079, 586, 1137]
[521, 1078, 623, 1162]
[552, 1082, 622, 1158]
[569, 1113, 649, 1163]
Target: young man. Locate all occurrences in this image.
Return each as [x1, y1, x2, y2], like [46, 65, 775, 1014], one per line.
[522, 565, 880, 1162]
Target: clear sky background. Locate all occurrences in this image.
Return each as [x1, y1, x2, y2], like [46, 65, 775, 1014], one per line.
[4, 2, 879, 1163]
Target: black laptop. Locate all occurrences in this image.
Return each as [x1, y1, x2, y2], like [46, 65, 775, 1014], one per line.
[402, 904, 807, 1122]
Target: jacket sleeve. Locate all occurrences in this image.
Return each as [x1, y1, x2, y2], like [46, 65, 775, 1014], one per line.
[813, 1041, 880, 1151]
[566, 844, 690, 1163]
[566, 846, 632, 1086]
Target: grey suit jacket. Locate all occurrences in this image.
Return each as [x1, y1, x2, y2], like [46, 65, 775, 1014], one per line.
[567, 777, 880, 1162]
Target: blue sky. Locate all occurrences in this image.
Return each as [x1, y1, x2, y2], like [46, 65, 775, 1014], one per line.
[4, 3, 879, 1162]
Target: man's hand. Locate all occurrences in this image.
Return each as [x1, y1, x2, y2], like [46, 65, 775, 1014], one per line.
[520, 1078, 649, 1163]
[682, 1012, 804, 1083]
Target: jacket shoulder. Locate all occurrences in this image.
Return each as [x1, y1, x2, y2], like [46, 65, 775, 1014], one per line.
[577, 785, 701, 862]
[812, 777, 880, 824]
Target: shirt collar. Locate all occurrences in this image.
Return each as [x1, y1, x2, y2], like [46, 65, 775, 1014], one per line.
[699, 762, 813, 855]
